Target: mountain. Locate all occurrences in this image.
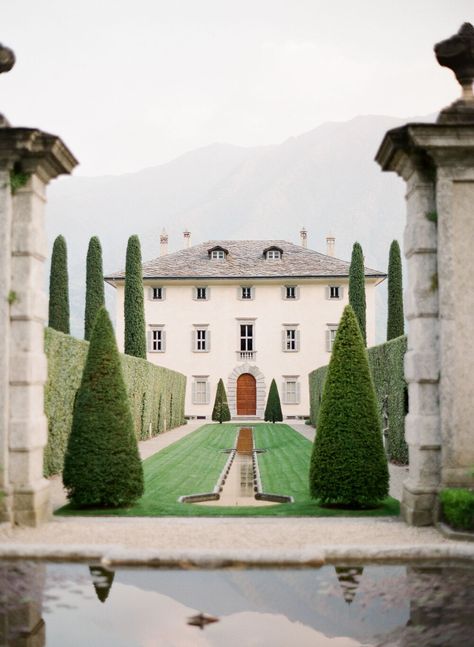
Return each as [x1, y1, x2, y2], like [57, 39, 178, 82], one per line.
[45, 114, 415, 339]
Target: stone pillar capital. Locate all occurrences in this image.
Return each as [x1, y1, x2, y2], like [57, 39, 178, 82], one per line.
[0, 127, 77, 182]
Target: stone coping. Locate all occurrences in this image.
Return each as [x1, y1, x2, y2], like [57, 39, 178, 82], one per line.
[0, 543, 473, 568]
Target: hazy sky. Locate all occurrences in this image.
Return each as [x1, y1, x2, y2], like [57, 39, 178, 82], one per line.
[1, 1, 472, 176]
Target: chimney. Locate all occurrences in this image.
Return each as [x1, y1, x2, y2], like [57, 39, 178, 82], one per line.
[160, 228, 168, 256]
[183, 229, 191, 249]
[300, 226, 308, 248]
[326, 234, 335, 257]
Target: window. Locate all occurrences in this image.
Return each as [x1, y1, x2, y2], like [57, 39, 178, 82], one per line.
[326, 325, 338, 352]
[266, 249, 281, 260]
[149, 286, 165, 300]
[148, 326, 165, 352]
[282, 377, 300, 404]
[193, 326, 210, 352]
[326, 285, 343, 300]
[194, 286, 209, 300]
[240, 323, 254, 352]
[282, 326, 300, 352]
[283, 285, 299, 300]
[211, 250, 225, 260]
[192, 376, 210, 404]
[239, 286, 254, 300]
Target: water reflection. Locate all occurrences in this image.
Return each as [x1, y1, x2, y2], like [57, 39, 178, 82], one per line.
[0, 561, 473, 646]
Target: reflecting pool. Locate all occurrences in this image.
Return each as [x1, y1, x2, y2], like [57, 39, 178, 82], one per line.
[1, 561, 473, 646]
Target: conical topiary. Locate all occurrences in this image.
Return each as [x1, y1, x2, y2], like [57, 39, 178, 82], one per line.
[48, 235, 70, 334]
[348, 242, 366, 345]
[386, 239, 404, 340]
[84, 236, 105, 341]
[124, 235, 146, 358]
[212, 379, 231, 423]
[63, 307, 144, 507]
[309, 305, 388, 507]
[264, 379, 283, 423]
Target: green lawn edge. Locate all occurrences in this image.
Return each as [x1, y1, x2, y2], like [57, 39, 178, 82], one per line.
[55, 423, 400, 518]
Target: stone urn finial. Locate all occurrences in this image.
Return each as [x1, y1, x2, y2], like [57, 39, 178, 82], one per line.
[435, 23, 474, 123]
[0, 42, 15, 127]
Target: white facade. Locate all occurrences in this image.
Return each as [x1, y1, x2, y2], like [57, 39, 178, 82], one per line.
[110, 241, 382, 419]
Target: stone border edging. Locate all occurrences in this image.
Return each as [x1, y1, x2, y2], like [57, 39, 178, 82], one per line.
[436, 521, 474, 542]
[252, 439, 294, 504]
[1, 543, 474, 568]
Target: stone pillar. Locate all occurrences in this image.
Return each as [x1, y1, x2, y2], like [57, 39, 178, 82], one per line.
[0, 130, 77, 525]
[376, 23, 474, 525]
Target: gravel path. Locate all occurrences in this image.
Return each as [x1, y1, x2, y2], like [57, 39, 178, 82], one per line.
[0, 421, 448, 551]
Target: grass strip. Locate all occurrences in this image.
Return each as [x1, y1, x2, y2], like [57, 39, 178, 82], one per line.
[56, 423, 399, 517]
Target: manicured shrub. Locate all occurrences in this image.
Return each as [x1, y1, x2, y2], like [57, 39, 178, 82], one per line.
[440, 488, 474, 531]
[124, 235, 146, 358]
[84, 236, 105, 341]
[63, 307, 144, 507]
[264, 379, 283, 423]
[212, 378, 231, 423]
[48, 235, 70, 334]
[309, 305, 389, 507]
[349, 242, 366, 344]
[387, 240, 404, 341]
[309, 335, 408, 465]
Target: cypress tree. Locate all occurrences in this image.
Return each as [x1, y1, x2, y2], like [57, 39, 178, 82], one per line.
[264, 379, 283, 423]
[309, 305, 388, 507]
[84, 236, 105, 341]
[63, 307, 144, 507]
[48, 235, 70, 334]
[212, 378, 231, 423]
[124, 235, 146, 358]
[386, 239, 404, 340]
[348, 242, 366, 344]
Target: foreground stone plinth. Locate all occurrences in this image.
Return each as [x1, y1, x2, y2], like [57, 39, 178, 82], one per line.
[377, 123, 474, 525]
[0, 128, 77, 526]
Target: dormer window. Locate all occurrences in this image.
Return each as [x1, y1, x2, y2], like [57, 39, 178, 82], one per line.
[208, 246, 228, 260]
[263, 246, 283, 260]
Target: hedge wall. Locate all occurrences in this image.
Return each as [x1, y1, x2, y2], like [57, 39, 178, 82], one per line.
[44, 327, 186, 476]
[309, 335, 408, 465]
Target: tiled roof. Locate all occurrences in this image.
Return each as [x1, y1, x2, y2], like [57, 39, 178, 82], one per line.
[105, 240, 385, 281]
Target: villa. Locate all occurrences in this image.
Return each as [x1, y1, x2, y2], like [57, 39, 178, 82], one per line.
[106, 230, 385, 419]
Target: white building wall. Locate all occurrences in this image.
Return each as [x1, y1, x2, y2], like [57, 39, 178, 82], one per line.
[114, 278, 379, 418]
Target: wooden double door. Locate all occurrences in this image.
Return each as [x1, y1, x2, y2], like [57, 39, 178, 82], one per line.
[236, 373, 256, 415]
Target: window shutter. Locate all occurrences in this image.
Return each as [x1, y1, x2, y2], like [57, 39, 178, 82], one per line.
[339, 286, 344, 299]
[192, 380, 197, 404]
[205, 381, 210, 404]
[206, 287, 211, 300]
[296, 382, 301, 404]
[148, 287, 154, 300]
[251, 286, 255, 300]
[325, 330, 331, 352]
[147, 330, 153, 352]
[192, 287, 197, 300]
[162, 287, 166, 300]
[206, 330, 211, 351]
[162, 330, 166, 352]
[281, 286, 286, 300]
[282, 381, 288, 405]
[281, 329, 286, 352]
[325, 286, 330, 300]
[296, 329, 301, 351]
[237, 286, 242, 300]
[191, 329, 196, 351]
[295, 286, 300, 300]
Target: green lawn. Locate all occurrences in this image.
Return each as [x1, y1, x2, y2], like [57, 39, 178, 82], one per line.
[56, 423, 399, 517]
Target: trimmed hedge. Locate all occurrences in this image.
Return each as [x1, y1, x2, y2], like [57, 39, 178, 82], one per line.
[309, 334, 408, 465]
[440, 488, 474, 531]
[44, 327, 186, 477]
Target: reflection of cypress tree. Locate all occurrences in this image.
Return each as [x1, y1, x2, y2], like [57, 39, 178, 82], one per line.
[89, 566, 115, 603]
[335, 566, 364, 605]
